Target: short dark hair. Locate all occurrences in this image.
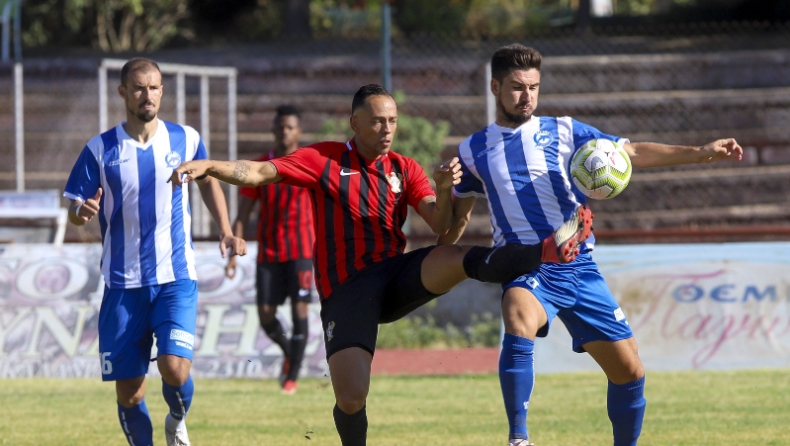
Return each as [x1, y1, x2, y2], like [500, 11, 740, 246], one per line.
[274, 104, 301, 122]
[352, 84, 392, 114]
[120, 58, 161, 87]
[491, 44, 542, 81]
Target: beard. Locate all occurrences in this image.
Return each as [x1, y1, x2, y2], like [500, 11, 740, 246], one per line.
[130, 102, 157, 123]
[496, 95, 531, 126]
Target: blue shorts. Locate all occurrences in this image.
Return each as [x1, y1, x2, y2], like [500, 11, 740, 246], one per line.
[503, 253, 633, 353]
[98, 279, 198, 381]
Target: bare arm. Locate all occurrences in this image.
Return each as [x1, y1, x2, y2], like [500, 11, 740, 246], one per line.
[225, 195, 256, 278]
[415, 158, 462, 235]
[170, 159, 282, 187]
[625, 138, 743, 168]
[436, 195, 476, 245]
[196, 176, 247, 259]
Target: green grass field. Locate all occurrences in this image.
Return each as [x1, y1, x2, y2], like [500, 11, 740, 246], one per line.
[1, 369, 789, 445]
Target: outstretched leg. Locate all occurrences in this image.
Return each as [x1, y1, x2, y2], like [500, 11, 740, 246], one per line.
[584, 338, 646, 446]
[421, 204, 593, 293]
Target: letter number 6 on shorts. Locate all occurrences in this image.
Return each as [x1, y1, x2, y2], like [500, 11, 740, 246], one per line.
[101, 352, 113, 375]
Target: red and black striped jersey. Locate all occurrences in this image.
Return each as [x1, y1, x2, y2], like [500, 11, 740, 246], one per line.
[241, 151, 315, 263]
[270, 140, 435, 300]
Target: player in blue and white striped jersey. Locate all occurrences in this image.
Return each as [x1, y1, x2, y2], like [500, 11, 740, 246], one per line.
[64, 58, 246, 446]
[440, 44, 742, 446]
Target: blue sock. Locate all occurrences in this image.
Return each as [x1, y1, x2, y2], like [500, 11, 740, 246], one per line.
[117, 399, 153, 446]
[162, 375, 194, 422]
[499, 333, 535, 442]
[608, 376, 647, 446]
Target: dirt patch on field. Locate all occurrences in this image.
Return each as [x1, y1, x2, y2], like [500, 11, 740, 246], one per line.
[371, 348, 499, 375]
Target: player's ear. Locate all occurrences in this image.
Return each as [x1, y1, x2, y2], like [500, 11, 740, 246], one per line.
[490, 78, 500, 96]
[117, 84, 126, 98]
[349, 115, 359, 134]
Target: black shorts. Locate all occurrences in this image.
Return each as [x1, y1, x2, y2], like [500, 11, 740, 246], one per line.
[320, 246, 443, 359]
[256, 259, 314, 307]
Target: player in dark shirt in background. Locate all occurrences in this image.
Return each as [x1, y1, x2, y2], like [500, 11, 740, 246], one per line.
[225, 105, 314, 395]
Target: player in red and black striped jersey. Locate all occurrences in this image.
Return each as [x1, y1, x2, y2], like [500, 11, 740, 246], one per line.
[172, 84, 594, 446]
[225, 105, 314, 395]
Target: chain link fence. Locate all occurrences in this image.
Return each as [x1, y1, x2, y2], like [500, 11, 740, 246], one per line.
[0, 20, 788, 243]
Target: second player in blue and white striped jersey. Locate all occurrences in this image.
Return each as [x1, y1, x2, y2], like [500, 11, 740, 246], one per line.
[63, 58, 246, 446]
[454, 117, 625, 252]
[65, 120, 207, 289]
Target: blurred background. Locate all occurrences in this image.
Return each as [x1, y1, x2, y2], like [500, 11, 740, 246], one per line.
[0, 0, 788, 247]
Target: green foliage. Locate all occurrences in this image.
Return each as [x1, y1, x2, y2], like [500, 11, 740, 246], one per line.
[317, 91, 450, 174]
[96, 0, 191, 52]
[376, 312, 500, 349]
[229, 0, 283, 41]
[393, 0, 470, 36]
[311, 0, 382, 38]
[22, 0, 191, 51]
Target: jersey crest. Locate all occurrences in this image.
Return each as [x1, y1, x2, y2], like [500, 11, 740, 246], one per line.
[165, 150, 182, 167]
[386, 172, 403, 193]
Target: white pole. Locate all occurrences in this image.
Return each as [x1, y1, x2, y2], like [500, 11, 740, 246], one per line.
[99, 65, 108, 133]
[200, 74, 210, 156]
[176, 71, 185, 125]
[197, 74, 211, 237]
[227, 73, 238, 221]
[485, 62, 495, 125]
[14, 62, 23, 192]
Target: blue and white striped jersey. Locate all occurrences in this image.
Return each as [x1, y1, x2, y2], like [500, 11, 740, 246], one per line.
[454, 116, 626, 250]
[64, 120, 207, 289]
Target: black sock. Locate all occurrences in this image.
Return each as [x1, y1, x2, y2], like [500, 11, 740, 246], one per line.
[287, 317, 308, 381]
[333, 404, 367, 446]
[462, 244, 543, 283]
[262, 318, 291, 357]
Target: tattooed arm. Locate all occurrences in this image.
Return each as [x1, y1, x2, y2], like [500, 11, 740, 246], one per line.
[170, 159, 282, 187]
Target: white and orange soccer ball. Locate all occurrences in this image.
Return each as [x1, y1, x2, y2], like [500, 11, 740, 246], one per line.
[570, 138, 632, 200]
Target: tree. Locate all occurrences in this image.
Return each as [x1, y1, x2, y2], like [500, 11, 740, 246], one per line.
[96, 0, 191, 52]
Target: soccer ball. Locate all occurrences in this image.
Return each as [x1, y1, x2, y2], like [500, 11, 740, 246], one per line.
[570, 138, 632, 200]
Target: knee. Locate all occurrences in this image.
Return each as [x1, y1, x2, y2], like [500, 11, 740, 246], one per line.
[611, 361, 645, 385]
[336, 390, 367, 414]
[158, 356, 191, 386]
[116, 381, 145, 408]
[258, 306, 277, 324]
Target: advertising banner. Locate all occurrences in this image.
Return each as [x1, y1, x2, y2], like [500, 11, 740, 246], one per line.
[534, 242, 790, 373]
[0, 243, 328, 379]
[2, 242, 789, 377]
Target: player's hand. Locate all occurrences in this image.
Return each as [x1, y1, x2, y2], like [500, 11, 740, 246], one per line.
[169, 160, 211, 187]
[225, 256, 238, 279]
[219, 234, 247, 259]
[433, 157, 462, 191]
[76, 188, 102, 223]
[700, 138, 743, 163]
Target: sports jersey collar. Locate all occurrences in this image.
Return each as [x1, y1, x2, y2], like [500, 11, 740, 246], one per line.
[117, 118, 164, 148]
[346, 139, 387, 165]
[490, 115, 538, 135]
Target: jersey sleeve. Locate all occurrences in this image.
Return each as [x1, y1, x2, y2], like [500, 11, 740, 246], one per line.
[453, 154, 485, 198]
[63, 145, 101, 202]
[404, 158, 436, 210]
[269, 146, 325, 189]
[183, 125, 207, 161]
[193, 138, 208, 161]
[569, 118, 629, 154]
[239, 185, 259, 200]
